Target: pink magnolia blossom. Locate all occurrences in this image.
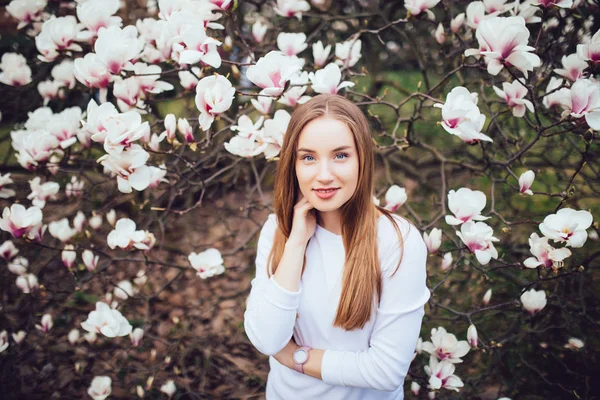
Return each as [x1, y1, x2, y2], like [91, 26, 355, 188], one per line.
[48, 218, 77, 242]
[177, 118, 194, 143]
[277, 32, 308, 56]
[0, 173, 16, 199]
[224, 136, 266, 158]
[493, 80, 534, 118]
[6, 0, 47, 30]
[107, 218, 151, 250]
[12, 330, 26, 344]
[445, 188, 490, 225]
[178, 67, 201, 91]
[466, 1, 486, 30]
[273, 0, 311, 20]
[188, 248, 225, 279]
[520, 288, 547, 315]
[16, 273, 39, 294]
[482, 288, 492, 305]
[523, 232, 571, 269]
[35, 313, 53, 333]
[62, 244, 76, 269]
[0, 240, 18, 261]
[335, 39, 362, 68]
[465, 16, 541, 78]
[423, 228, 442, 254]
[81, 302, 132, 337]
[312, 40, 332, 68]
[11, 129, 59, 171]
[308, 63, 354, 94]
[385, 185, 407, 212]
[65, 176, 85, 198]
[411, 381, 421, 396]
[483, 0, 509, 13]
[404, 0, 441, 19]
[88, 376, 112, 400]
[422, 326, 470, 363]
[564, 337, 584, 350]
[37, 80, 62, 105]
[176, 28, 222, 67]
[148, 165, 168, 188]
[246, 51, 302, 96]
[554, 53, 588, 82]
[0, 204, 43, 239]
[8, 256, 28, 275]
[82, 250, 99, 272]
[577, 29, 600, 64]
[542, 77, 571, 110]
[440, 252, 453, 271]
[114, 280, 134, 299]
[279, 71, 311, 107]
[532, 0, 573, 8]
[194, 74, 235, 131]
[209, 0, 233, 11]
[456, 221, 500, 265]
[73, 211, 86, 233]
[27, 177, 59, 208]
[76, 0, 122, 42]
[568, 79, 600, 130]
[0, 53, 32, 87]
[251, 96, 273, 115]
[163, 114, 177, 141]
[35, 16, 82, 62]
[424, 356, 465, 392]
[98, 145, 151, 193]
[160, 380, 177, 397]
[130, 327, 144, 347]
[435, 86, 491, 143]
[539, 208, 593, 248]
[252, 20, 268, 43]
[230, 115, 264, 140]
[73, 54, 112, 103]
[259, 110, 291, 159]
[467, 324, 478, 347]
[434, 23, 446, 44]
[451, 13, 465, 33]
[94, 25, 144, 75]
[0, 331, 7, 353]
[518, 170, 535, 195]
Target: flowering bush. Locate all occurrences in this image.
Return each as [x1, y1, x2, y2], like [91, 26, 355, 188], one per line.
[0, 0, 599, 398]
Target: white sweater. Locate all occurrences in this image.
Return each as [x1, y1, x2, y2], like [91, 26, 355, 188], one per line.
[244, 213, 430, 400]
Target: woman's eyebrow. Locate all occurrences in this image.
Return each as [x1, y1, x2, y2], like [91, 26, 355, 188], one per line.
[296, 145, 352, 153]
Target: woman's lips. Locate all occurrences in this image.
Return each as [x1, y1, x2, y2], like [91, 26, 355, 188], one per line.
[313, 188, 339, 199]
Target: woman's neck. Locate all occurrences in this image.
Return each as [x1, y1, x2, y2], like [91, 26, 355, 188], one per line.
[317, 210, 342, 235]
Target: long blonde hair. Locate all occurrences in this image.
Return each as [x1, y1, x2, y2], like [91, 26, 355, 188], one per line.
[267, 94, 406, 331]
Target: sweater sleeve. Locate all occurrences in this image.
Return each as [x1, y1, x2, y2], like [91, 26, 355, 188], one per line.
[243, 213, 303, 356]
[320, 221, 430, 392]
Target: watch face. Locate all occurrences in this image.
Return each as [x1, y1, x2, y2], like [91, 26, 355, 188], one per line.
[293, 349, 308, 364]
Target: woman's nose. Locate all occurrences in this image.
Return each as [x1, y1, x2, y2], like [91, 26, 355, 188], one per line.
[317, 160, 334, 181]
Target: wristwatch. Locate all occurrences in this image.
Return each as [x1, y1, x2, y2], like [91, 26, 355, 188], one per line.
[292, 345, 312, 374]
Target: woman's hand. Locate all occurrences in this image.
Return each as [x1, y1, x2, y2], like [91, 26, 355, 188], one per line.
[287, 194, 316, 246]
[274, 338, 299, 370]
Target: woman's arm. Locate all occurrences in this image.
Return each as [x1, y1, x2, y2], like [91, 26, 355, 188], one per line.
[243, 214, 308, 356]
[275, 223, 429, 391]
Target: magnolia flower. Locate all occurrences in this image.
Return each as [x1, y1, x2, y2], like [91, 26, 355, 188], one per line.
[65, 176, 85, 198]
[37, 80, 62, 105]
[554, 53, 588, 82]
[107, 218, 151, 250]
[68, 329, 80, 345]
[231, 115, 264, 140]
[434, 23, 446, 44]
[440, 252, 453, 271]
[177, 28, 222, 67]
[577, 29, 600, 64]
[81, 302, 132, 337]
[8, 256, 28, 275]
[51, 60, 75, 89]
[73, 53, 111, 102]
[62, 245, 76, 269]
[313, 41, 331, 68]
[84, 331, 97, 344]
[0, 331, 8, 353]
[569, 79, 600, 131]
[27, 177, 59, 209]
[252, 20, 268, 43]
[224, 136, 265, 158]
[520, 288, 547, 315]
[467, 324, 478, 347]
[130, 327, 144, 347]
[532, 0, 573, 7]
[422, 326, 470, 363]
[163, 114, 177, 141]
[539, 208, 593, 248]
[107, 210, 116, 227]
[246, 51, 302, 96]
[423, 228, 442, 254]
[100, 108, 151, 155]
[445, 188, 490, 225]
[335, 39, 362, 68]
[16, 273, 39, 294]
[98, 145, 151, 193]
[384, 185, 407, 212]
[518, 170, 535, 195]
[11, 128, 60, 171]
[177, 118, 194, 143]
[277, 32, 308, 56]
[564, 337, 584, 350]
[188, 248, 225, 279]
[309, 63, 354, 95]
[195, 74, 235, 131]
[451, 13, 465, 33]
[36, 313, 53, 333]
[48, 218, 77, 243]
[493, 80, 534, 118]
[464, 16, 541, 78]
[466, 1, 487, 30]
[483, 0, 509, 13]
[76, 0, 122, 41]
[0, 240, 18, 260]
[405, 0, 441, 18]
[82, 250, 99, 272]
[434, 86, 491, 143]
[0, 204, 43, 239]
[134, 270, 148, 287]
[260, 109, 291, 159]
[94, 25, 143, 75]
[251, 96, 273, 115]
[482, 288, 492, 305]
[0, 173, 16, 199]
[88, 376, 112, 400]
[114, 280, 134, 299]
[542, 77, 571, 110]
[279, 72, 311, 107]
[411, 381, 421, 396]
[148, 165, 168, 188]
[73, 211, 86, 233]
[160, 380, 176, 397]
[273, 0, 311, 20]
[178, 67, 202, 91]
[424, 355, 465, 391]
[456, 221, 499, 265]
[12, 330, 26, 344]
[524, 232, 572, 269]
[35, 16, 82, 62]
[6, 0, 47, 30]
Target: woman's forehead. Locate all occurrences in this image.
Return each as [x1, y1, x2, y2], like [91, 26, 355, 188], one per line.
[297, 117, 355, 150]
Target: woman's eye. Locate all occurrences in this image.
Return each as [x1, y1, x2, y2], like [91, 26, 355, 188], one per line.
[335, 152, 349, 160]
[302, 155, 315, 161]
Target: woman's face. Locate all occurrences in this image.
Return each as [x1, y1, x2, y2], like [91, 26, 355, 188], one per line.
[295, 116, 359, 213]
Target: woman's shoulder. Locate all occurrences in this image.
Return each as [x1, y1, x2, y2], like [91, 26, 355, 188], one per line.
[377, 213, 424, 259]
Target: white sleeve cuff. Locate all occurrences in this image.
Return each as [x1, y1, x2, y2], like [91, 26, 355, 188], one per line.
[264, 275, 302, 310]
[321, 349, 346, 387]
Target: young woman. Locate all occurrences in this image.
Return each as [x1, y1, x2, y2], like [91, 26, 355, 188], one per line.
[244, 94, 429, 399]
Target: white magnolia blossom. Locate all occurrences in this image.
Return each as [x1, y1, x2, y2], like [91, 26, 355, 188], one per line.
[568, 79, 600, 131]
[62, 244, 77, 269]
[493, 80, 534, 118]
[246, 51, 303, 96]
[308, 63, 354, 95]
[279, 71, 311, 107]
[251, 95, 274, 115]
[466, 1, 487, 30]
[482, 288, 492, 305]
[483, 0, 509, 13]
[384, 185, 407, 212]
[411, 381, 421, 396]
[273, 0, 311, 20]
[178, 67, 202, 90]
[36, 313, 53, 333]
[456, 221, 500, 265]
[523, 233, 572, 269]
[577, 29, 600, 64]
[68, 329, 80, 346]
[532, 0, 573, 8]
[8, 256, 28, 275]
[445, 188, 490, 225]
[542, 77, 571, 110]
[130, 327, 144, 347]
[176, 27, 222, 67]
[520, 288, 547, 315]
[6, 0, 47, 30]
[0, 240, 19, 260]
[12, 330, 26, 344]
[405, 0, 441, 19]
[88, 376, 112, 400]
[188, 248, 225, 279]
[195, 74, 235, 131]
[65, 176, 85, 198]
[424, 355, 465, 392]
[518, 170, 535, 195]
[440, 252, 453, 271]
[16, 273, 39, 294]
[11, 128, 60, 171]
[107, 210, 117, 227]
[451, 13, 465, 33]
[73, 53, 112, 102]
[82, 250, 99, 272]
[0, 204, 43, 239]
[98, 144, 151, 193]
[35, 16, 83, 62]
[538, 208, 593, 248]
[38, 80, 62, 105]
[94, 25, 144, 75]
[0, 173, 16, 199]
[76, 0, 122, 42]
[114, 280, 134, 299]
[564, 337, 584, 350]
[0, 330, 8, 354]
[467, 324, 478, 347]
[277, 32, 308, 56]
[48, 218, 77, 243]
[177, 117, 194, 143]
[107, 218, 153, 250]
[313, 40, 332, 68]
[81, 301, 132, 337]
[465, 16, 541, 78]
[252, 20, 268, 43]
[73, 211, 86, 233]
[27, 177, 59, 208]
[422, 326, 470, 363]
[435, 86, 491, 143]
[259, 109, 291, 159]
[554, 53, 588, 82]
[434, 23, 446, 44]
[423, 228, 442, 254]
[335, 39, 362, 68]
